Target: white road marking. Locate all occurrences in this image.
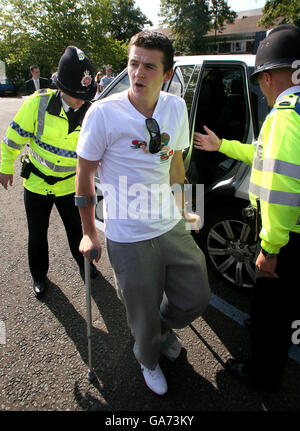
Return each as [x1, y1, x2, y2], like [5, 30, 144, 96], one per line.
[0, 320, 6, 345]
[209, 293, 300, 366]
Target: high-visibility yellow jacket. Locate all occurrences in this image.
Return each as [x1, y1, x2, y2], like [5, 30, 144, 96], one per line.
[219, 92, 300, 254]
[0, 89, 90, 196]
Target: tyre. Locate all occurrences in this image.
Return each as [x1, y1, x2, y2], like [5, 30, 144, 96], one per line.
[197, 200, 257, 289]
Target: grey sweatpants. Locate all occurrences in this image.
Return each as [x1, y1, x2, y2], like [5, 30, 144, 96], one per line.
[106, 219, 211, 369]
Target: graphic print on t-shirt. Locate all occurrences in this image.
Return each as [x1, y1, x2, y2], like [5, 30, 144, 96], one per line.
[130, 132, 173, 162]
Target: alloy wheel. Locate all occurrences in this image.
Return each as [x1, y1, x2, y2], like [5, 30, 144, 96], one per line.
[207, 218, 257, 289]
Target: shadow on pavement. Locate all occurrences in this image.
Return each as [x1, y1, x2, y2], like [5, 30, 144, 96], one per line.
[39, 274, 227, 410]
[202, 288, 300, 411]
[40, 269, 296, 411]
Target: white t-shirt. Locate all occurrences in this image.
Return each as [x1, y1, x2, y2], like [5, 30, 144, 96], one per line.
[77, 90, 189, 242]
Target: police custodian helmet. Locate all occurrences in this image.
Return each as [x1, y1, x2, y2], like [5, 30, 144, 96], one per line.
[53, 46, 96, 100]
[251, 24, 300, 84]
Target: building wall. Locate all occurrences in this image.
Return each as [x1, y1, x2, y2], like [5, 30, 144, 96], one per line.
[204, 9, 267, 55]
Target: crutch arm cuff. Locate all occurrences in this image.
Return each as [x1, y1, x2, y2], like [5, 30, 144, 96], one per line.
[74, 194, 97, 207]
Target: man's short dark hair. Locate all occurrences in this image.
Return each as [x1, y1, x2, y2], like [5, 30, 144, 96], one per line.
[128, 30, 174, 73]
[30, 65, 39, 72]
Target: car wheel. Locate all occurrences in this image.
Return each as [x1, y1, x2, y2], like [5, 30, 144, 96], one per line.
[197, 201, 257, 289]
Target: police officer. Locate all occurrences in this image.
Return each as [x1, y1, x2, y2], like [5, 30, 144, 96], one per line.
[194, 25, 300, 392]
[0, 46, 98, 298]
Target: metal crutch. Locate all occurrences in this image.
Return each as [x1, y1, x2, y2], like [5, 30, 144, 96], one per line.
[84, 248, 98, 382]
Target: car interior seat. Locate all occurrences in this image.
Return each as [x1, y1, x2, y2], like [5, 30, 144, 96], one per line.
[189, 70, 232, 187]
[218, 78, 246, 141]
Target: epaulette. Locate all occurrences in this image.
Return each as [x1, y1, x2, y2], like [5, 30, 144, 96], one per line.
[37, 88, 49, 95]
[274, 93, 298, 109]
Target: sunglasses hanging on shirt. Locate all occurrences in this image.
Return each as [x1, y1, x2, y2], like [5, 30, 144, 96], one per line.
[145, 118, 162, 154]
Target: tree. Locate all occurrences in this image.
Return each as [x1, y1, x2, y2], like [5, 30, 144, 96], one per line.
[110, 0, 151, 42]
[258, 0, 300, 28]
[159, 0, 237, 54]
[209, 0, 237, 52]
[0, 0, 150, 88]
[160, 0, 211, 54]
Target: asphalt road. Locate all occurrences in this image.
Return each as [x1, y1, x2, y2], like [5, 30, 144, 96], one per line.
[0, 97, 299, 415]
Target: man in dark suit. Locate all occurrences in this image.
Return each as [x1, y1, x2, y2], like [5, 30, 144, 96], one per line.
[25, 65, 49, 95]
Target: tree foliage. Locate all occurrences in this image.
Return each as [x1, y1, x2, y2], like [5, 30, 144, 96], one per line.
[160, 0, 211, 54]
[0, 0, 150, 88]
[258, 0, 300, 28]
[160, 0, 237, 54]
[210, 0, 237, 31]
[110, 0, 151, 42]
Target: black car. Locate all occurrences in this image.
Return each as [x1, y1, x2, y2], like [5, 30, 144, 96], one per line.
[0, 77, 17, 97]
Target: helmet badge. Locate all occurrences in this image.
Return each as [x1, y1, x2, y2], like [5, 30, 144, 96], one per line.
[81, 70, 92, 87]
[75, 48, 85, 61]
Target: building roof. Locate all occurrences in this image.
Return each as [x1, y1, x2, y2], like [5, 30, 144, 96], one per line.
[236, 8, 263, 18]
[206, 9, 267, 37]
[148, 26, 172, 37]
[146, 8, 268, 40]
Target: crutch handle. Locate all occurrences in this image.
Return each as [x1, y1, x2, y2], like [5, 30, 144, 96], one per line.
[90, 248, 98, 260]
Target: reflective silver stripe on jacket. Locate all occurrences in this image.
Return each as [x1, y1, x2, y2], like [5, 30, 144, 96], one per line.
[36, 94, 50, 139]
[249, 182, 300, 207]
[253, 157, 300, 180]
[3, 136, 24, 150]
[29, 148, 76, 173]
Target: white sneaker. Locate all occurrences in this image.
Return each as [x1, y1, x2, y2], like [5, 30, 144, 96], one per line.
[140, 363, 168, 396]
[160, 330, 182, 361]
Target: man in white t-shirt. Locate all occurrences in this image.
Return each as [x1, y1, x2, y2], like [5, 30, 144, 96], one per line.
[75, 30, 210, 396]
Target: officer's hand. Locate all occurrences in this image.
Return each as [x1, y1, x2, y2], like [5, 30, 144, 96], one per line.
[0, 173, 13, 190]
[256, 251, 278, 278]
[183, 211, 202, 233]
[194, 126, 221, 152]
[79, 234, 102, 262]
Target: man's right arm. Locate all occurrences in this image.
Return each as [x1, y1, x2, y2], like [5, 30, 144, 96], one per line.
[194, 125, 255, 165]
[0, 96, 34, 188]
[75, 156, 102, 262]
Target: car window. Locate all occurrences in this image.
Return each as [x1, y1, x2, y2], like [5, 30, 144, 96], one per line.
[195, 66, 249, 141]
[188, 65, 250, 188]
[105, 73, 130, 96]
[167, 69, 184, 97]
[168, 65, 201, 116]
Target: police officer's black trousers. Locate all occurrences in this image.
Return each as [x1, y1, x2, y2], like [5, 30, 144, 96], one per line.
[247, 232, 300, 390]
[24, 188, 84, 282]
